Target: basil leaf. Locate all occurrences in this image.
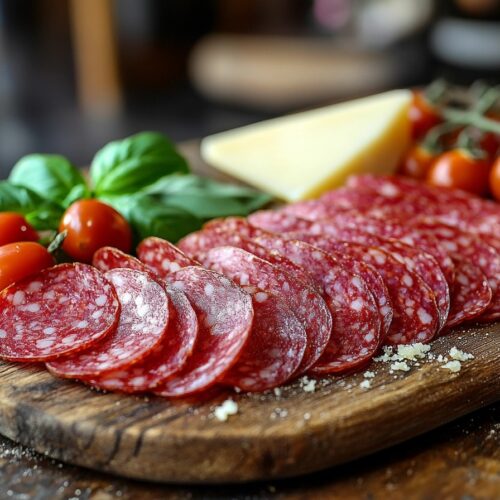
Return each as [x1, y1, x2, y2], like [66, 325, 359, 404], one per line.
[0, 182, 64, 231]
[91, 132, 189, 195]
[100, 192, 201, 243]
[144, 174, 273, 219]
[62, 184, 90, 208]
[9, 154, 88, 206]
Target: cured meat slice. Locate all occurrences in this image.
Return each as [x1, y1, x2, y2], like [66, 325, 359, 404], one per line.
[47, 269, 169, 378]
[286, 209, 456, 288]
[0, 264, 119, 362]
[293, 234, 393, 339]
[155, 266, 253, 397]
[179, 225, 318, 291]
[293, 239, 439, 344]
[137, 237, 197, 280]
[446, 258, 492, 328]
[223, 291, 306, 391]
[248, 211, 314, 233]
[409, 220, 500, 321]
[92, 246, 150, 274]
[293, 222, 449, 330]
[87, 286, 198, 393]
[252, 234, 382, 373]
[200, 246, 331, 373]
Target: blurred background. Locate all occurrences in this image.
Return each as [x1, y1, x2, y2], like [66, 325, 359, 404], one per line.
[0, 0, 499, 176]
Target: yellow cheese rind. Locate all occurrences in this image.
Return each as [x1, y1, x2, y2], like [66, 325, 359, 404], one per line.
[201, 90, 412, 202]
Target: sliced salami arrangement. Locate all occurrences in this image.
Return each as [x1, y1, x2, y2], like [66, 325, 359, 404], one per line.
[1, 174, 499, 398]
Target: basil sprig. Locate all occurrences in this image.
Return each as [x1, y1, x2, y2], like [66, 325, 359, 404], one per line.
[1, 132, 272, 242]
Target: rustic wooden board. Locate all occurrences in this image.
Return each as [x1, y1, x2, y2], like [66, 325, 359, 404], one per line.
[0, 322, 498, 484]
[0, 141, 499, 484]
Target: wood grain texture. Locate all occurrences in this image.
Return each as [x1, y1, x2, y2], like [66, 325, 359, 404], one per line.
[0, 323, 498, 483]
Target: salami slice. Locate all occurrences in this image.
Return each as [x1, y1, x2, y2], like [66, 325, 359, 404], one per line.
[225, 288, 306, 391]
[179, 225, 318, 291]
[296, 239, 439, 344]
[293, 234, 393, 339]
[93, 246, 150, 274]
[446, 257, 492, 328]
[200, 246, 331, 373]
[252, 234, 382, 373]
[248, 211, 314, 233]
[154, 266, 253, 397]
[47, 269, 169, 378]
[408, 219, 500, 321]
[137, 237, 198, 280]
[0, 264, 119, 362]
[87, 286, 198, 393]
[296, 222, 449, 330]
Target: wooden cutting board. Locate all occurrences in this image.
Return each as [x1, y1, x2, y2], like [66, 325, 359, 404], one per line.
[0, 142, 498, 484]
[0, 322, 498, 484]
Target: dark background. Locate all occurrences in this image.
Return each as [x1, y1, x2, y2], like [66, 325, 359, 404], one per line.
[0, 0, 499, 177]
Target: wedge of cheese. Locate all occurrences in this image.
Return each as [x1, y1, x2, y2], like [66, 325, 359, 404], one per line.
[201, 89, 412, 202]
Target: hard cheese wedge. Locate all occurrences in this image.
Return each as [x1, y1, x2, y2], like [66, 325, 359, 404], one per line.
[201, 89, 412, 202]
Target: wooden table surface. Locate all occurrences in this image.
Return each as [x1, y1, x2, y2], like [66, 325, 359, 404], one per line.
[0, 141, 499, 498]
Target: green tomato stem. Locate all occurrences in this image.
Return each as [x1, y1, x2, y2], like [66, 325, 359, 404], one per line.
[441, 108, 500, 134]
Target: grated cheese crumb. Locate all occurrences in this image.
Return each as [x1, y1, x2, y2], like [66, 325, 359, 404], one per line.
[273, 387, 282, 397]
[299, 376, 317, 393]
[390, 361, 410, 372]
[396, 343, 431, 360]
[363, 371, 375, 378]
[449, 346, 474, 362]
[442, 360, 461, 373]
[303, 412, 311, 421]
[214, 399, 239, 421]
[359, 380, 372, 389]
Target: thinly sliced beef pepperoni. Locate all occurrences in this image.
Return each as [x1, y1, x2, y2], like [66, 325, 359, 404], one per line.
[446, 258, 492, 328]
[47, 269, 169, 378]
[200, 246, 331, 373]
[155, 267, 253, 397]
[88, 286, 198, 393]
[137, 237, 198, 279]
[307, 240, 439, 344]
[293, 234, 393, 339]
[252, 234, 381, 373]
[0, 264, 119, 362]
[223, 290, 306, 391]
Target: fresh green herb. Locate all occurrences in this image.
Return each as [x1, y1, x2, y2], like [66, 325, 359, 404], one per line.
[143, 174, 273, 219]
[1, 131, 272, 245]
[0, 182, 64, 230]
[90, 132, 189, 195]
[9, 154, 89, 206]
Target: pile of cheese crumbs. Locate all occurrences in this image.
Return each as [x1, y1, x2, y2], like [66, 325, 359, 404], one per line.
[211, 342, 476, 421]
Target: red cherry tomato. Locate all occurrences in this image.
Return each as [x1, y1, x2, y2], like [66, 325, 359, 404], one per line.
[479, 132, 500, 159]
[399, 145, 436, 180]
[426, 149, 491, 196]
[409, 91, 441, 140]
[0, 242, 54, 291]
[59, 200, 132, 263]
[0, 212, 38, 247]
[490, 156, 500, 201]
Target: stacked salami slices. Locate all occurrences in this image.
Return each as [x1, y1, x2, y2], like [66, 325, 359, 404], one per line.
[0, 175, 498, 397]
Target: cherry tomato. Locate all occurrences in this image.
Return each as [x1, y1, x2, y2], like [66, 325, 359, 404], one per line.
[59, 200, 132, 263]
[480, 132, 500, 159]
[399, 145, 435, 180]
[0, 212, 38, 247]
[426, 149, 491, 196]
[409, 91, 441, 140]
[490, 156, 500, 201]
[0, 242, 54, 291]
